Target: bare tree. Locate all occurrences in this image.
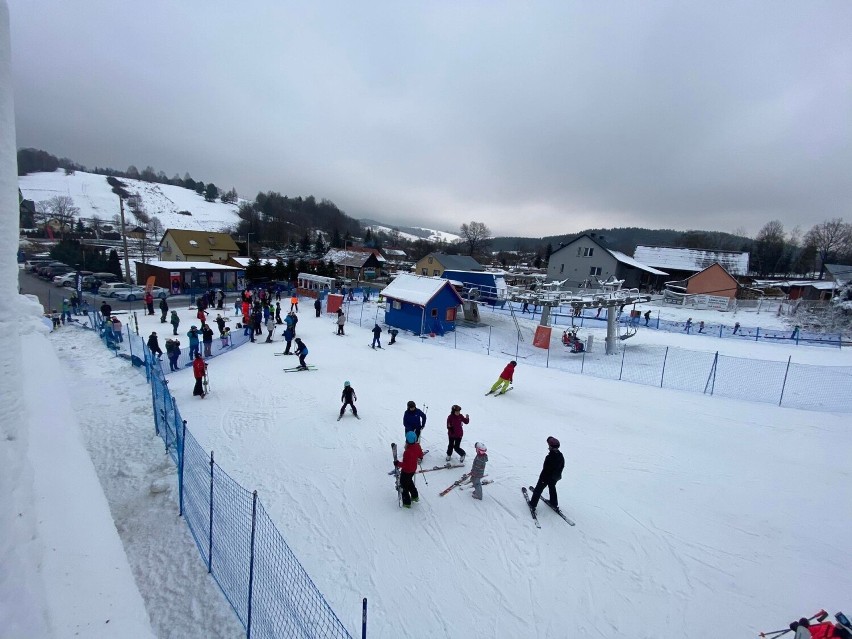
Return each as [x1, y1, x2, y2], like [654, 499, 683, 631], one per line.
[459, 221, 491, 256]
[752, 220, 787, 277]
[40, 195, 80, 234]
[148, 215, 164, 238]
[804, 218, 852, 278]
[90, 215, 103, 239]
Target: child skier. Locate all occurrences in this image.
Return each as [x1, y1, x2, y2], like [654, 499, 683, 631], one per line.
[393, 431, 423, 508]
[371, 323, 382, 348]
[294, 338, 309, 369]
[471, 442, 488, 500]
[446, 404, 468, 462]
[487, 361, 516, 395]
[338, 381, 358, 420]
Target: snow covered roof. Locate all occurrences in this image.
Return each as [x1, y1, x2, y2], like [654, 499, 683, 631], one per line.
[231, 257, 277, 268]
[608, 250, 669, 276]
[140, 260, 242, 271]
[825, 263, 852, 286]
[633, 246, 750, 276]
[380, 273, 463, 306]
[322, 249, 384, 268]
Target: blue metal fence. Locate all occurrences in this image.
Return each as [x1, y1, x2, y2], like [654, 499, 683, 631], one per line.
[83, 310, 354, 639]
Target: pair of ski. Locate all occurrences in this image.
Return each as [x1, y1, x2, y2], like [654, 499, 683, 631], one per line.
[273, 352, 294, 356]
[521, 487, 575, 528]
[441, 475, 491, 495]
[283, 365, 317, 372]
[338, 413, 361, 421]
[485, 387, 513, 396]
[387, 462, 463, 476]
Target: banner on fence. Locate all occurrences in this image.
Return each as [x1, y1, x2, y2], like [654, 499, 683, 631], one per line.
[533, 325, 552, 349]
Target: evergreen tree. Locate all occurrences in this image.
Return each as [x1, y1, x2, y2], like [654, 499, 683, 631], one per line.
[314, 233, 326, 255]
[107, 249, 123, 278]
[204, 183, 219, 202]
[195, 181, 205, 195]
[300, 232, 311, 252]
[332, 228, 342, 249]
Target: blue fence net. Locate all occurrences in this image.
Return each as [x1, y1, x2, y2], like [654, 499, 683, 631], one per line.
[82, 311, 353, 639]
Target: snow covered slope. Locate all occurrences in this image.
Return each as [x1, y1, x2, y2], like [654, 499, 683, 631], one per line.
[362, 219, 462, 244]
[19, 170, 241, 232]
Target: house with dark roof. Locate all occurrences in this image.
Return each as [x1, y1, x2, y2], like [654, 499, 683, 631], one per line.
[158, 229, 240, 263]
[633, 245, 750, 282]
[546, 234, 667, 291]
[414, 253, 484, 277]
[322, 248, 385, 281]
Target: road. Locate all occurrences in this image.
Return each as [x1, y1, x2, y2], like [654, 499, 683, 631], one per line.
[19, 269, 158, 316]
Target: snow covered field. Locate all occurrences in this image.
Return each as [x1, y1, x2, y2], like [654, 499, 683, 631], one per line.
[19, 169, 241, 232]
[20, 293, 849, 639]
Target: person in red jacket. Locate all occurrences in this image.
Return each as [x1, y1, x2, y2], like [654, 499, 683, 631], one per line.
[487, 360, 516, 395]
[394, 431, 423, 508]
[192, 353, 207, 399]
[144, 291, 155, 315]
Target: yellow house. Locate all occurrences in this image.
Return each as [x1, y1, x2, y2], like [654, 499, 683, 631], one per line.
[157, 229, 240, 263]
[413, 253, 484, 278]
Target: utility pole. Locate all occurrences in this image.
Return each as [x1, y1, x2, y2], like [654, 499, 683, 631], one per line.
[118, 196, 131, 283]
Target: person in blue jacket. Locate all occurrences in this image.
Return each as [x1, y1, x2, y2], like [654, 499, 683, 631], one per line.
[294, 338, 309, 370]
[403, 400, 427, 441]
[187, 325, 200, 360]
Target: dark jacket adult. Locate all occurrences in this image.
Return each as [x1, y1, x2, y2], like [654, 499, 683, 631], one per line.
[499, 362, 516, 381]
[159, 298, 168, 314]
[201, 324, 214, 343]
[403, 407, 427, 433]
[372, 324, 382, 337]
[539, 449, 565, 484]
[147, 333, 162, 355]
[446, 412, 469, 439]
[100, 302, 112, 319]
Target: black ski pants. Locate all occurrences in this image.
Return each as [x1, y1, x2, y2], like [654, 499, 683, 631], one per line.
[399, 471, 418, 506]
[340, 399, 357, 416]
[446, 436, 466, 458]
[530, 477, 559, 509]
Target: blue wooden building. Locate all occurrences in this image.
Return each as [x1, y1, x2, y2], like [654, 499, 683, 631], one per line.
[380, 273, 464, 335]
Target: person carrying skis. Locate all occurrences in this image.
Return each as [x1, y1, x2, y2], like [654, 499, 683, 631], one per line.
[528, 436, 565, 513]
[393, 430, 423, 508]
[470, 442, 488, 500]
[446, 404, 468, 463]
[371, 323, 382, 348]
[336, 308, 346, 335]
[159, 297, 169, 323]
[487, 360, 516, 395]
[147, 331, 163, 360]
[338, 381, 358, 419]
[314, 297, 322, 317]
[187, 325, 200, 359]
[294, 338, 309, 369]
[403, 400, 427, 442]
[192, 353, 206, 399]
[265, 315, 276, 343]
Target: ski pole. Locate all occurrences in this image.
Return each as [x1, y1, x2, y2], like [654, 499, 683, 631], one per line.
[418, 460, 428, 485]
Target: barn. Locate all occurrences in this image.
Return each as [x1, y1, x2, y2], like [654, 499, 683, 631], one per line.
[380, 273, 464, 335]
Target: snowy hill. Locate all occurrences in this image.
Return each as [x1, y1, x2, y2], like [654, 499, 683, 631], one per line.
[360, 218, 462, 244]
[19, 170, 241, 232]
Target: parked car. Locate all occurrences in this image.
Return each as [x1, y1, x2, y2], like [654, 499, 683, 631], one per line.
[84, 272, 121, 292]
[36, 262, 68, 277]
[41, 265, 74, 279]
[24, 258, 53, 272]
[98, 282, 133, 297]
[53, 273, 79, 287]
[113, 286, 169, 301]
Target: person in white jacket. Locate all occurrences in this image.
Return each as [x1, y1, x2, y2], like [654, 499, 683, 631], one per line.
[264, 316, 276, 343]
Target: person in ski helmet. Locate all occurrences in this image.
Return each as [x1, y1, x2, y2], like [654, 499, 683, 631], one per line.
[445, 404, 469, 463]
[394, 430, 423, 508]
[403, 401, 427, 442]
[339, 381, 358, 419]
[488, 361, 516, 395]
[529, 436, 565, 512]
[294, 338, 309, 370]
[470, 442, 488, 500]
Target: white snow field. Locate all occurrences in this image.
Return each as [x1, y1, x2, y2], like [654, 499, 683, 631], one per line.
[19, 169, 241, 232]
[32, 293, 851, 639]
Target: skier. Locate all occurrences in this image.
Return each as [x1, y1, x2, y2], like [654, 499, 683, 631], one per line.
[187, 325, 200, 360]
[336, 308, 346, 335]
[290, 294, 299, 312]
[791, 325, 801, 340]
[522, 300, 529, 313]
[388, 328, 399, 345]
[285, 311, 296, 337]
[698, 320, 705, 333]
[294, 338, 309, 369]
[403, 400, 427, 442]
[445, 404, 468, 463]
[147, 331, 163, 360]
[291, 311, 299, 335]
[393, 430, 423, 508]
[528, 436, 565, 513]
[470, 442, 488, 500]
[159, 297, 169, 323]
[201, 323, 214, 356]
[487, 360, 516, 395]
[170, 310, 180, 335]
[282, 324, 295, 354]
[275, 301, 282, 324]
[643, 310, 651, 326]
[61, 298, 70, 324]
[338, 381, 358, 420]
[314, 297, 322, 318]
[265, 315, 276, 343]
[145, 291, 155, 315]
[192, 353, 206, 399]
[371, 323, 382, 348]
[732, 321, 740, 335]
[166, 338, 181, 372]
[684, 318, 693, 332]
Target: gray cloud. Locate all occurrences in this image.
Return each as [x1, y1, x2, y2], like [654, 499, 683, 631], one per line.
[9, 1, 852, 238]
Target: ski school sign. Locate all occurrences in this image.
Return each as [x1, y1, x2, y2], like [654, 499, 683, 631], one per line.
[663, 290, 730, 310]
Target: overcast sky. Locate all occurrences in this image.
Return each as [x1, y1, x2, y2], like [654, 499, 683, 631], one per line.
[8, 1, 852, 238]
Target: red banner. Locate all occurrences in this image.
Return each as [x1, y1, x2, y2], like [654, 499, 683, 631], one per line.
[533, 326, 552, 349]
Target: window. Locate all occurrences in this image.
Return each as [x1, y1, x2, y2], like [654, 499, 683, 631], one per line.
[189, 240, 199, 247]
[560, 264, 564, 273]
[590, 266, 601, 276]
[445, 307, 456, 321]
[421, 268, 428, 275]
[431, 308, 438, 317]
[577, 247, 594, 257]
[393, 300, 402, 309]
[433, 270, 440, 276]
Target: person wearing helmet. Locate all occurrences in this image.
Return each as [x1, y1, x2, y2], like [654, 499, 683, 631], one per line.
[187, 325, 200, 359]
[446, 405, 469, 463]
[393, 430, 423, 508]
[403, 401, 427, 442]
[529, 436, 565, 512]
[294, 338, 309, 369]
[338, 381, 358, 420]
[470, 442, 488, 500]
[487, 361, 516, 395]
